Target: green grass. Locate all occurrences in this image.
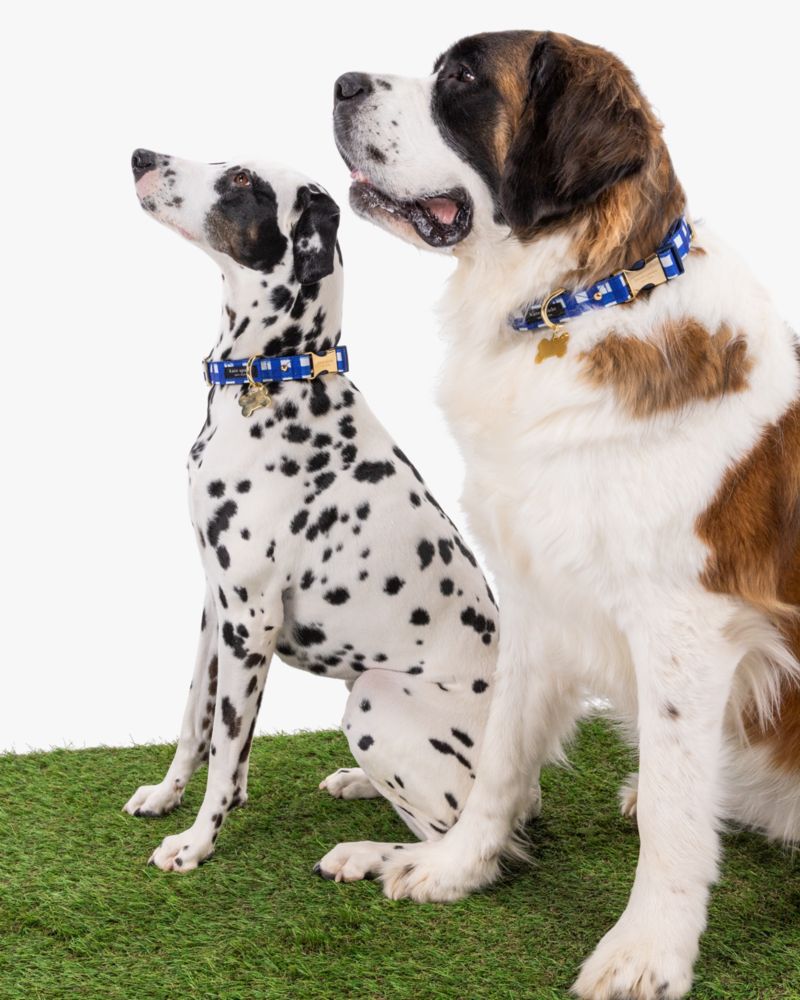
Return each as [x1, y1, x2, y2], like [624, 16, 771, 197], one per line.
[0, 721, 797, 1000]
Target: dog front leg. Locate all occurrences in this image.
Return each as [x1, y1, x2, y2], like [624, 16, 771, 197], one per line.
[148, 600, 281, 872]
[574, 598, 741, 1000]
[381, 593, 583, 901]
[124, 589, 218, 818]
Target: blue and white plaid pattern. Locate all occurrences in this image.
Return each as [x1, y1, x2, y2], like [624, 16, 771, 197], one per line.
[510, 217, 693, 332]
[206, 346, 349, 386]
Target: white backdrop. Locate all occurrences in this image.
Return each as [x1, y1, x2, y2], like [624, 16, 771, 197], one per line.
[1, 1, 797, 752]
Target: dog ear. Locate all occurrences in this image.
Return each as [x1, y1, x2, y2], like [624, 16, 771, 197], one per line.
[292, 187, 341, 285]
[499, 33, 651, 236]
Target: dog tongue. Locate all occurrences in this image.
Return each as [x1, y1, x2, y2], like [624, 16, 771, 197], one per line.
[420, 196, 458, 225]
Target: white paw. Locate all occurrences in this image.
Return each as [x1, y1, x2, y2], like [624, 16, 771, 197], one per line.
[318, 767, 381, 800]
[619, 771, 639, 819]
[148, 828, 214, 872]
[573, 914, 696, 1000]
[380, 835, 501, 903]
[525, 783, 543, 821]
[314, 840, 395, 882]
[123, 779, 185, 817]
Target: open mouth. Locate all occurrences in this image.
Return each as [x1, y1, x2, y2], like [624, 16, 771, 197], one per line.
[348, 171, 472, 248]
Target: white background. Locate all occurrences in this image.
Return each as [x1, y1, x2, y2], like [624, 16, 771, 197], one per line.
[1, 1, 797, 752]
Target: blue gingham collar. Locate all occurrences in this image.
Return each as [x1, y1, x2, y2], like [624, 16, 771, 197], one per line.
[204, 346, 349, 386]
[510, 217, 694, 333]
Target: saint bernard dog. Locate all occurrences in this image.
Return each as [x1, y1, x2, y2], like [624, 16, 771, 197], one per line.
[331, 29, 800, 1000]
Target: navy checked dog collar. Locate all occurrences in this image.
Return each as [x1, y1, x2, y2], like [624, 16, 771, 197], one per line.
[510, 217, 693, 362]
[204, 346, 349, 387]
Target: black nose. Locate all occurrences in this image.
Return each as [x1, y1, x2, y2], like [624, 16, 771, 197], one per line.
[131, 148, 157, 180]
[334, 72, 373, 107]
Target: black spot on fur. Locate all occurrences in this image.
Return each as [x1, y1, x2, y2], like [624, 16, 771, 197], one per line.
[410, 608, 430, 626]
[291, 509, 310, 534]
[354, 460, 395, 483]
[384, 576, 405, 595]
[284, 423, 311, 444]
[294, 624, 326, 646]
[271, 285, 292, 311]
[221, 697, 242, 739]
[451, 727, 473, 748]
[417, 540, 435, 569]
[207, 500, 238, 548]
[324, 587, 350, 605]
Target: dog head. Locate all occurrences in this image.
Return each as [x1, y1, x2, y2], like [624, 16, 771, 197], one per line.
[131, 150, 341, 285]
[333, 31, 683, 274]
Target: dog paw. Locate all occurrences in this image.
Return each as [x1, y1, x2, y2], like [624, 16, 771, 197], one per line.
[319, 767, 382, 800]
[314, 840, 397, 882]
[618, 771, 639, 819]
[123, 779, 185, 818]
[525, 782, 543, 821]
[147, 828, 213, 872]
[573, 914, 695, 999]
[380, 836, 501, 903]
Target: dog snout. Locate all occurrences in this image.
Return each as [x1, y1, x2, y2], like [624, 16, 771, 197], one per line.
[333, 72, 373, 108]
[131, 148, 158, 181]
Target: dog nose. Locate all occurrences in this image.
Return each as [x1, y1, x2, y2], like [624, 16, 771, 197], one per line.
[334, 72, 373, 107]
[131, 148, 158, 180]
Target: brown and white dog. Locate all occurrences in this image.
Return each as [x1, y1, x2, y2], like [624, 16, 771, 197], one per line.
[331, 30, 800, 1000]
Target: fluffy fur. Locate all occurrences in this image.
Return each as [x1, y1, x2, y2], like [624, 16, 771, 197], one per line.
[332, 30, 800, 1000]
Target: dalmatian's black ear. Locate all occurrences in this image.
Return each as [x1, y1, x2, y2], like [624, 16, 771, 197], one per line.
[292, 186, 341, 285]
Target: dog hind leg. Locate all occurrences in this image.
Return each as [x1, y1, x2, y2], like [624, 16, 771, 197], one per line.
[314, 665, 508, 880]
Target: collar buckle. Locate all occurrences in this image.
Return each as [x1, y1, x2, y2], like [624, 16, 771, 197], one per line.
[310, 349, 339, 379]
[620, 253, 668, 299]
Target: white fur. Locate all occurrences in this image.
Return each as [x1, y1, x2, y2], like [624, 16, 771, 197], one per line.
[336, 67, 800, 1000]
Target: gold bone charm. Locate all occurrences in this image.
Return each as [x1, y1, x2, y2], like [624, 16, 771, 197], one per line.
[536, 332, 569, 363]
[534, 287, 570, 365]
[239, 357, 272, 416]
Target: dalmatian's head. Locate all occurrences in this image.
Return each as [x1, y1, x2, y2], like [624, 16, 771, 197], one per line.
[131, 150, 341, 285]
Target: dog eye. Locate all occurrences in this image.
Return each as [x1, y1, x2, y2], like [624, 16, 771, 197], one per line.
[233, 171, 251, 187]
[452, 64, 475, 84]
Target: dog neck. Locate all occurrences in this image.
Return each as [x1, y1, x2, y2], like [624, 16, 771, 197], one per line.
[209, 258, 343, 362]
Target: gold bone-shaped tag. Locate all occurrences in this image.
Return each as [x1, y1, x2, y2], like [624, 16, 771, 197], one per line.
[239, 382, 272, 416]
[535, 331, 569, 364]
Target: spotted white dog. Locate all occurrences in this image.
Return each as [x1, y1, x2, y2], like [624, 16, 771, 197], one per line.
[124, 150, 508, 877]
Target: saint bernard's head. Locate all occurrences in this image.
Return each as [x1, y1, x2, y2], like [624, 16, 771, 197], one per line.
[333, 31, 685, 280]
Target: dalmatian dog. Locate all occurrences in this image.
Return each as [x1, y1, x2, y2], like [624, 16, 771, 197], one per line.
[125, 150, 513, 876]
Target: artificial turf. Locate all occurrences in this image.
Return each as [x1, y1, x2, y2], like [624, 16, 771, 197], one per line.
[0, 719, 797, 1000]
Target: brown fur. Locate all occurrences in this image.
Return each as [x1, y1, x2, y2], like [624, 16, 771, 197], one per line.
[472, 31, 688, 283]
[697, 399, 800, 770]
[487, 38, 535, 166]
[580, 321, 752, 418]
